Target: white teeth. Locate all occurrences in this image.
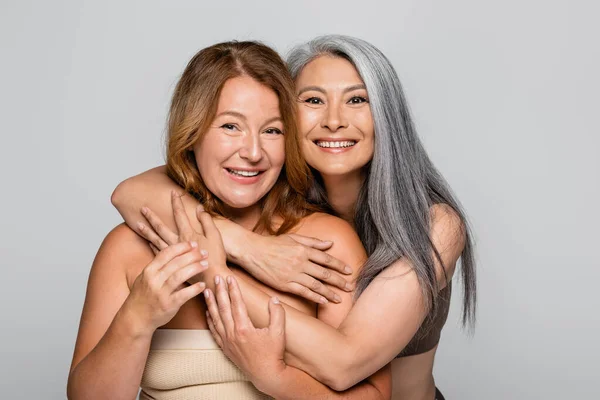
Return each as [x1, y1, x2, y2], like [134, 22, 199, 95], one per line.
[316, 140, 356, 148]
[227, 169, 260, 177]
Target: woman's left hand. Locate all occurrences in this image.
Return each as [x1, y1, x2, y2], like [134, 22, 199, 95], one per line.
[205, 275, 287, 393]
[137, 190, 228, 279]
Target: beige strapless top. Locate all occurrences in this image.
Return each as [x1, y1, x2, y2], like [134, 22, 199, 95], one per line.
[139, 329, 272, 400]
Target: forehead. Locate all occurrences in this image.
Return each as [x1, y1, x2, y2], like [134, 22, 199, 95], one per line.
[217, 75, 281, 115]
[295, 55, 364, 88]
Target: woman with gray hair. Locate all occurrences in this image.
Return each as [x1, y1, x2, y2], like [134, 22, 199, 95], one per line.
[113, 35, 476, 399]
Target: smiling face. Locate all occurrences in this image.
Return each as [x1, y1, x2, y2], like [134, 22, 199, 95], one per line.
[193, 75, 285, 213]
[295, 55, 374, 177]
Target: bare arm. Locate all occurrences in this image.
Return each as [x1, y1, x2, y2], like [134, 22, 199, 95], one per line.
[67, 226, 205, 400]
[204, 205, 465, 390]
[111, 166, 352, 303]
[261, 213, 391, 399]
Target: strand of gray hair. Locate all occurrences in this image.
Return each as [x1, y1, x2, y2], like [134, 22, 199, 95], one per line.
[287, 35, 476, 330]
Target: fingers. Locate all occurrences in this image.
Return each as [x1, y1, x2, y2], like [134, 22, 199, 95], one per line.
[195, 205, 205, 236]
[171, 190, 194, 237]
[288, 233, 333, 250]
[268, 296, 286, 337]
[137, 221, 169, 251]
[173, 281, 206, 305]
[197, 210, 221, 241]
[146, 241, 195, 273]
[149, 242, 160, 255]
[294, 273, 341, 303]
[214, 276, 236, 336]
[307, 248, 352, 275]
[306, 262, 354, 292]
[141, 206, 179, 245]
[286, 282, 328, 305]
[204, 289, 226, 342]
[226, 276, 252, 330]
[161, 250, 208, 291]
[206, 312, 223, 347]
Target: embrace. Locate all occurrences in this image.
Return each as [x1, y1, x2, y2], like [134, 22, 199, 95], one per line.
[67, 35, 476, 400]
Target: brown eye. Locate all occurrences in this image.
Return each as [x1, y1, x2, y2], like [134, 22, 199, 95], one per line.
[348, 96, 368, 104]
[264, 128, 283, 135]
[305, 97, 323, 105]
[221, 124, 237, 131]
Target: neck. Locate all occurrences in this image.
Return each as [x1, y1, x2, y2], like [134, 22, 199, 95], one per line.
[223, 204, 261, 231]
[321, 170, 365, 225]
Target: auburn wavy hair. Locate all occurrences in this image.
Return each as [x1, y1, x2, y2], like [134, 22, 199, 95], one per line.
[166, 41, 319, 234]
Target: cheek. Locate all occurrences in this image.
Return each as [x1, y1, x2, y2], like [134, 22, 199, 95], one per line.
[297, 107, 321, 136]
[267, 139, 286, 169]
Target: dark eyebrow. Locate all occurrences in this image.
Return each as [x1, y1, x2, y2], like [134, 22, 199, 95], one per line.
[343, 84, 367, 93]
[297, 84, 367, 96]
[297, 86, 326, 96]
[215, 111, 247, 120]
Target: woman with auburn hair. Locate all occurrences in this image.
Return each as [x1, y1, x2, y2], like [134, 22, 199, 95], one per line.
[67, 40, 390, 400]
[113, 35, 476, 400]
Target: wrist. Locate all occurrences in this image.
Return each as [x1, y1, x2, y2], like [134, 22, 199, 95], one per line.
[253, 363, 289, 398]
[114, 303, 155, 342]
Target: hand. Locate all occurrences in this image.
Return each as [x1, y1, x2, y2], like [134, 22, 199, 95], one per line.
[204, 275, 286, 393]
[136, 190, 228, 278]
[123, 241, 207, 335]
[244, 233, 354, 304]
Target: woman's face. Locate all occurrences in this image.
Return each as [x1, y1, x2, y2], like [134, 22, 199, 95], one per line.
[193, 75, 285, 211]
[295, 55, 374, 177]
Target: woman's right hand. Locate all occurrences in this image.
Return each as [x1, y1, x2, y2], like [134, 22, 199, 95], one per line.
[242, 234, 354, 304]
[122, 241, 208, 335]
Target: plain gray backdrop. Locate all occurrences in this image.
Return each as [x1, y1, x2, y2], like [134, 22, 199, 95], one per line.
[1, 0, 598, 399]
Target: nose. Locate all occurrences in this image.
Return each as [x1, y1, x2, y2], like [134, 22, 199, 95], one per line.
[321, 101, 348, 132]
[238, 132, 263, 163]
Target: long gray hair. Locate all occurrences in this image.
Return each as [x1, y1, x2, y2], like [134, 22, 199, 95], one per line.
[287, 35, 476, 329]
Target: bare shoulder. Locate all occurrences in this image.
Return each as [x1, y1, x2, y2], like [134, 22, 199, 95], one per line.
[298, 213, 364, 249]
[295, 212, 367, 266]
[94, 223, 154, 285]
[429, 203, 466, 277]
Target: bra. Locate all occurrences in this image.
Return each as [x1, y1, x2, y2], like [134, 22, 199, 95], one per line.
[397, 283, 452, 357]
[139, 329, 272, 399]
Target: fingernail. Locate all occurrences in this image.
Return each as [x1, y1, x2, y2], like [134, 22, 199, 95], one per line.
[319, 297, 328, 304]
[191, 241, 198, 248]
[200, 260, 208, 267]
[323, 240, 333, 245]
[136, 221, 145, 231]
[226, 276, 232, 284]
[141, 207, 148, 215]
[344, 266, 352, 274]
[272, 296, 280, 304]
[204, 290, 210, 299]
[215, 275, 220, 285]
[171, 190, 177, 197]
[334, 294, 341, 303]
[200, 249, 209, 257]
[345, 282, 353, 291]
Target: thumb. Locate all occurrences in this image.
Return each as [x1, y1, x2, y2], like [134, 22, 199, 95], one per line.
[287, 234, 333, 250]
[194, 205, 205, 235]
[268, 297, 286, 336]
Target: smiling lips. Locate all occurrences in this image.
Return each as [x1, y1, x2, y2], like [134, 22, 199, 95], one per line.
[314, 139, 357, 153]
[224, 167, 265, 184]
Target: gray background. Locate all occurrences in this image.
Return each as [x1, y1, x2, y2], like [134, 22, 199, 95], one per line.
[1, 0, 598, 399]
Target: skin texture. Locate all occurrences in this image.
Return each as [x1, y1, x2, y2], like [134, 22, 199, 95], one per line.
[71, 75, 390, 399]
[111, 54, 465, 400]
[296, 56, 374, 177]
[195, 76, 286, 214]
[297, 55, 375, 222]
